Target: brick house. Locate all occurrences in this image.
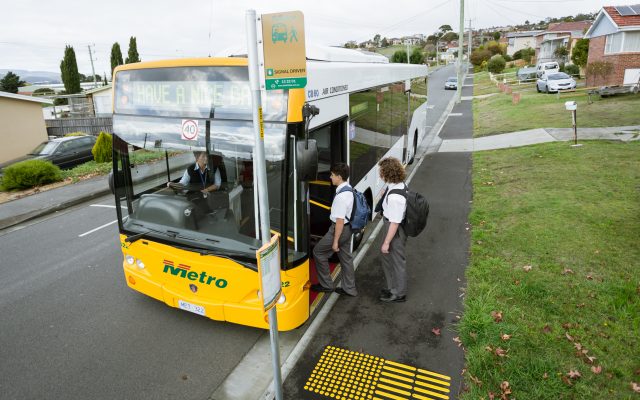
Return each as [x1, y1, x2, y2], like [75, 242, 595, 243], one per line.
[584, 5, 640, 87]
[534, 21, 593, 65]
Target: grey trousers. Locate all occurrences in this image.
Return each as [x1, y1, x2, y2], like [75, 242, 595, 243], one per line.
[381, 219, 408, 297]
[313, 223, 357, 296]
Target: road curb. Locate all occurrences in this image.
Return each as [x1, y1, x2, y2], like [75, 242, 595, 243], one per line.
[0, 188, 111, 231]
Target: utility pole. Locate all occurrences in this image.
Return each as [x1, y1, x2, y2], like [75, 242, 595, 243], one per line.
[436, 41, 439, 66]
[87, 44, 98, 88]
[467, 19, 473, 68]
[456, 0, 464, 103]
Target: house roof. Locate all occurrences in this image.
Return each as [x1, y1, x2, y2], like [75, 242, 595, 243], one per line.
[603, 5, 640, 26]
[506, 30, 543, 38]
[547, 21, 592, 33]
[85, 84, 112, 95]
[0, 91, 53, 104]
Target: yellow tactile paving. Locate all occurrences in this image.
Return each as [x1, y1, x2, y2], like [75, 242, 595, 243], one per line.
[304, 346, 451, 400]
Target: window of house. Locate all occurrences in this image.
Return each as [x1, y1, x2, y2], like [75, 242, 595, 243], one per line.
[623, 31, 640, 52]
[605, 32, 624, 53]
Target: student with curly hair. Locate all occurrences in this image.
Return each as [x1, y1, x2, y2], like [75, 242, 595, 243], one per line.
[376, 157, 408, 303]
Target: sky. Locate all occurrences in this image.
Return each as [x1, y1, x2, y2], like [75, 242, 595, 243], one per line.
[0, 0, 621, 76]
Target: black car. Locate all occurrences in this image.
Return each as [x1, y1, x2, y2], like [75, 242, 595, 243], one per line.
[1, 136, 97, 170]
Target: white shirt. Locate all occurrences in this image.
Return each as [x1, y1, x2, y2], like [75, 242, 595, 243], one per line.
[382, 182, 407, 224]
[330, 182, 354, 223]
[179, 163, 221, 188]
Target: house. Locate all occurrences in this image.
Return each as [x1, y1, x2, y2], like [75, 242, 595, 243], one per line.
[505, 30, 543, 56]
[534, 21, 593, 65]
[85, 85, 113, 117]
[584, 4, 640, 87]
[391, 38, 403, 46]
[0, 92, 53, 164]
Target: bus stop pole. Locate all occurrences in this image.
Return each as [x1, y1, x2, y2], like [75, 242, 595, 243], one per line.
[246, 9, 284, 400]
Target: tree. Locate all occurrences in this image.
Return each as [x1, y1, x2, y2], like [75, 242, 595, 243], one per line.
[493, 31, 501, 41]
[373, 34, 381, 46]
[554, 45, 569, 62]
[439, 24, 453, 33]
[381, 37, 389, 47]
[110, 42, 124, 75]
[520, 47, 535, 63]
[33, 87, 55, 96]
[125, 37, 140, 64]
[410, 48, 424, 64]
[391, 50, 408, 63]
[470, 49, 492, 66]
[571, 38, 589, 68]
[60, 45, 81, 94]
[487, 54, 506, 73]
[441, 32, 458, 43]
[103, 73, 108, 86]
[0, 71, 26, 93]
[486, 40, 505, 56]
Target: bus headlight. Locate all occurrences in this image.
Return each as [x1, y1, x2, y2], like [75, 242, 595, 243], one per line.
[125, 255, 135, 265]
[136, 259, 145, 269]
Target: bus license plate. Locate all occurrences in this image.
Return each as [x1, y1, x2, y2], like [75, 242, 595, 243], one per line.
[178, 300, 206, 316]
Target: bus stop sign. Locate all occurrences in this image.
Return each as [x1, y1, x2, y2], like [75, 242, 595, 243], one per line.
[261, 11, 307, 90]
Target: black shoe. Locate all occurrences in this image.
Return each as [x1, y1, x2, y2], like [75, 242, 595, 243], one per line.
[380, 294, 406, 303]
[310, 284, 333, 293]
[380, 289, 391, 298]
[335, 288, 357, 297]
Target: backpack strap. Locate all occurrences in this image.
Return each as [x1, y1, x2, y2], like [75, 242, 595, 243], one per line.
[336, 185, 353, 222]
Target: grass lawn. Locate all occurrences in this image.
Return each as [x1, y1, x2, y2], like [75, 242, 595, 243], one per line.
[459, 141, 640, 399]
[473, 72, 640, 137]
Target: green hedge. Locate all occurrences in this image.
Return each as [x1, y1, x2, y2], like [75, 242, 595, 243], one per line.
[1, 159, 63, 190]
[92, 131, 113, 163]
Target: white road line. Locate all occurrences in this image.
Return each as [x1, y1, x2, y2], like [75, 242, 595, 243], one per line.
[78, 220, 118, 237]
[90, 204, 127, 210]
[449, 113, 463, 116]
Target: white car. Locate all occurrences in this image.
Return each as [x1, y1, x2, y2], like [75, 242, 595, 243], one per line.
[536, 72, 577, 93]
[444, 77, 457, 90]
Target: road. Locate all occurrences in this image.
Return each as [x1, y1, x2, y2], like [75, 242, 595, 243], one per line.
[0, 64, 458, 400]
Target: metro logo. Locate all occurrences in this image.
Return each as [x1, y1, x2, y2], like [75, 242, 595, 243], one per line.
[162, 261, 228, 288]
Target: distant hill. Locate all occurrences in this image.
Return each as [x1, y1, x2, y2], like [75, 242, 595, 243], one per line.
[0, 69, 61, 84]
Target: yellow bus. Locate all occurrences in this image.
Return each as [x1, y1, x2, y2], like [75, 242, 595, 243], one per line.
[111, 47, 428, 330]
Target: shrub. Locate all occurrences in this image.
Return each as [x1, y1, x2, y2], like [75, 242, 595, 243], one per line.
[564, 64, 580, 77]
[64, 131, 87, 137]
[487, 55, 506, 73]
[1, 159, 62, 190]
[92, 131, 113, 163]
[470, 49, 492, 66]
[503, 54, 513, 62]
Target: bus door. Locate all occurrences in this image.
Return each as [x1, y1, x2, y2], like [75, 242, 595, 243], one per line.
[307, 117, 347, 246]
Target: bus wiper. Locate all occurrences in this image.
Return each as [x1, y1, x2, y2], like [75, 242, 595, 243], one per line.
[125, 230, 152, 244]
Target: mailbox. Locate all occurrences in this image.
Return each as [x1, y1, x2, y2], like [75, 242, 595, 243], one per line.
[564, 101, 577, 111]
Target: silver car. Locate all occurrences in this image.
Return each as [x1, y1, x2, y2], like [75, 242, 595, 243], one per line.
[537, 72, 577, 93]
[444, 77, 457, 90]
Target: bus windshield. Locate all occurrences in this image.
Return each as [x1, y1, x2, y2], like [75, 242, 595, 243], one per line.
[112, 66, 300, 264]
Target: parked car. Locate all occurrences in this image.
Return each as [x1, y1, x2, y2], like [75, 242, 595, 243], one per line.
[536, 72, 577, 93]
[517, 67, 537, 82]
[536, 61, 560, 79]
[0, 136, 97, 170]
[444, 76, 458, 90]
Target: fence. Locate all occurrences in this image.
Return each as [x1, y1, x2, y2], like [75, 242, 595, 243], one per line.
[45, 117, 112, 137]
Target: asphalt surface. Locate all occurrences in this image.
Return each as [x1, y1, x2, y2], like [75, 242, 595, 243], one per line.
[281, 74, 473, 399]
[0, 196, 263, 400]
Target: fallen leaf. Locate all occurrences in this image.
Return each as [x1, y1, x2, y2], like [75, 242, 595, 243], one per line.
[591, 365, 602, 374]
[568, 370, 581, 379]
[562, 268, 574, 275]
[491, 310, 503, 323]
[431, 327, 441, 336]
[494, 347, 508, 357]
[485, 345, 494, 353]
[543, 372, 549, 379]
[500, 381, 512, 396]
[470, 332, 478, 339]
[488, 391, 496, 400]
[586, 274, 594, 280]
[561, 375, 573, 386]
[562, 323, 573, 330]
[565, 332, 575, 342]
[453, 336, 462, 347]
[470, 375, 482, 386]
[501, 334, 511, 341]
[574, 342, 583, 351]
[632, 382, 640, 393]
[523, 265, 532, 272]
[635, 369, 640, 376]
[576, 303, 586, 308]
[585, 355, 597, 364]
[542, 324, 552, 334]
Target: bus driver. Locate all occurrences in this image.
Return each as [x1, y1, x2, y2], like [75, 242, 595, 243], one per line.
[168, 151, 221, 194]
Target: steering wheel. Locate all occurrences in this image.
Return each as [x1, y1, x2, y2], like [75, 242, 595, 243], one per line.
[168, 182, 188, 194]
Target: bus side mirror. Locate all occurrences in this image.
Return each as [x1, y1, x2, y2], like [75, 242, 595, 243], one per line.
[296, 139, 318, 181]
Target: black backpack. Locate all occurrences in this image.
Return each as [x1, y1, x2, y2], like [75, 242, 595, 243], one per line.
[377, 184, 429, 237]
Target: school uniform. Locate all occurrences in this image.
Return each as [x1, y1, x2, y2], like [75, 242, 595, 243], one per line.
[380, 182, 408, 300]
[312, 182, 357, 296]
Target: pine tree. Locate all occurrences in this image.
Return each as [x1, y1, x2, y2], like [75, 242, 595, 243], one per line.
[0, 71, 26, 93]
[125, 37, 140, 64]
[110, 42, 124, 75]
[60, 45, 81, 94]
[103, 73, 108, 86]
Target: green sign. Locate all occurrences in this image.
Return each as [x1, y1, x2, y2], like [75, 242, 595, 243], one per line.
[265, 77, 307, 90]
